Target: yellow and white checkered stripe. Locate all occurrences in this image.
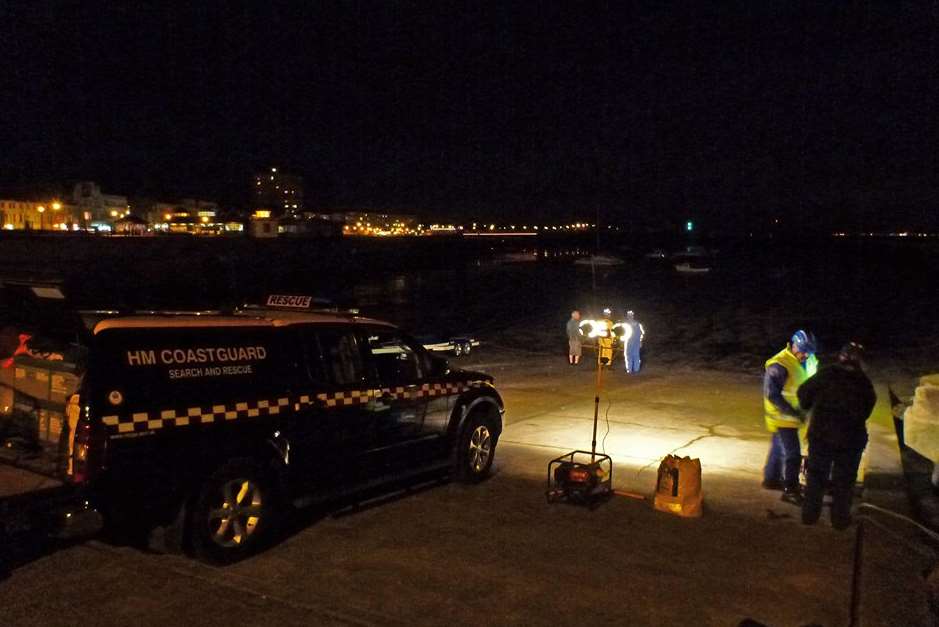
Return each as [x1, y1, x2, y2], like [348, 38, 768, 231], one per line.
[102, 380, 486, 437]
[102, 396, 292, 435]
[308, 389, 380, 408]
[408, 382, 474, 399]
[304, 382, 481, 407]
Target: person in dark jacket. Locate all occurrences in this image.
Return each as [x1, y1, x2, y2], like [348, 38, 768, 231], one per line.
[566, 310, 582, 365]
[797, 342, 877, 529]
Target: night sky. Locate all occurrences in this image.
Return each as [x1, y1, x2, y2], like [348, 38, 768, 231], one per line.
[1, 2, 936, 231]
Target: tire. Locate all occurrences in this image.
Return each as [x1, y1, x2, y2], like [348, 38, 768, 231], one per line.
[463, 342, 472, 356]
[455, 410, 498, 482]
[453, 343, 463, 357]
[189, 458, 280, 564]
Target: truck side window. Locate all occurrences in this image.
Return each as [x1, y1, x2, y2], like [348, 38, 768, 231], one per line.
[298, 329, 326, 385]
[316, 330, 365, 387]
[365, 332, 423, 384]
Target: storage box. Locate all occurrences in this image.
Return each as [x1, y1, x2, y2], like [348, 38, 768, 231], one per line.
[0, 356, 79, 448]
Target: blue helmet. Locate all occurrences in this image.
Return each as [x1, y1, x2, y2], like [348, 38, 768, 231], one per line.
[790, 330, 817, 355]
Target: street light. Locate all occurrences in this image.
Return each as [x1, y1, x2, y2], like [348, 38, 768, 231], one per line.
[37, 205, 45, 230]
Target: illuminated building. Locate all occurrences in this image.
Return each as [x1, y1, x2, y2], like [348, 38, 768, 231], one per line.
[0, 199, 47, 230]
[249, 209, 278, 238]
[0, 198, 77, 231]
[253, 167, 304, 217]
[142, 198, 237, 235]
[70, 181, 128, 227]
[112, 214, 149, 236]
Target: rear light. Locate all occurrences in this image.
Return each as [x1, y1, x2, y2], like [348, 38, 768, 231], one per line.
[70, 419, 93, 484]
[66, 394, 97, 485]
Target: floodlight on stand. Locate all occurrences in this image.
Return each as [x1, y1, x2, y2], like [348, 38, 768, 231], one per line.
[546, 320, 615, 507]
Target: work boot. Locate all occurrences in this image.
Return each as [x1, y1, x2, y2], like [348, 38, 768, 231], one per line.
[780, 486, 803, 505]
[761, 479, 784, 491]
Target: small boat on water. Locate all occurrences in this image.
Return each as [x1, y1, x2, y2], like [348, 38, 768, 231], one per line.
[574, 254, 624, 267]
[674, 261, 711, 274]
[672, 246, 713, 274]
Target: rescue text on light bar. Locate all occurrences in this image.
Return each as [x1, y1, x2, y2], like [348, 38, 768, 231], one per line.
[266, 294, 312, 308]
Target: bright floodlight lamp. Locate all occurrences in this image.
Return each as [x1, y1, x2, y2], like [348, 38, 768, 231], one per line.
[610, 323, 633, 343]
[579, 319, 612, 339]
[578, 319, 598, 338]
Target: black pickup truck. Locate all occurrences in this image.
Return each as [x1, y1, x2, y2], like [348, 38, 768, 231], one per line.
[0, 288, 504, 563]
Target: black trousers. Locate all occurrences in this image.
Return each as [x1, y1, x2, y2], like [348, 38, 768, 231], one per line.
[802, 437, 864, 527]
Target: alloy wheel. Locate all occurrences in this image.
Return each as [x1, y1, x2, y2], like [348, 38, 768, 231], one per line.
[468, 425, 492, 473]
[207, 478, 263, 548]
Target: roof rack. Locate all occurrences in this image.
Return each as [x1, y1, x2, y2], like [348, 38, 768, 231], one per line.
[238, 304, 361, 317]
[132, 310, 224, 316]
[76, 309, 227, 317]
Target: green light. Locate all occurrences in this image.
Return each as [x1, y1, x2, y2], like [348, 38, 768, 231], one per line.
[686, 221, 694, 232]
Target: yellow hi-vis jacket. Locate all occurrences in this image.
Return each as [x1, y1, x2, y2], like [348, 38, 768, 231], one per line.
[597, 319, 615, 364]
[763, 347, 815, 432]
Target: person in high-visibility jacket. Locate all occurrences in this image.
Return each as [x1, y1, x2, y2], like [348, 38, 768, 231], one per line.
[597, 308, 615, 366]
[762, 330, 818, 504]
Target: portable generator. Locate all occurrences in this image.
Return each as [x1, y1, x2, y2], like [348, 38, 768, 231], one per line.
[546, 450, 613, 507]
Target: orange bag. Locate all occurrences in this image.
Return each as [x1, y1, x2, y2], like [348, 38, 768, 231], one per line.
[653, 455, 703, 518]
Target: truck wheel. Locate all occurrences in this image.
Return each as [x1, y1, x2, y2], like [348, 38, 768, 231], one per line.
[189, 458, 280, 564]
[455, 410, 498, 482]
[453, 343, 464, 357]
